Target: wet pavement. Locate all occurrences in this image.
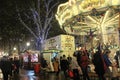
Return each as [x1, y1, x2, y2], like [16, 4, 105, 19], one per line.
[14, 69, 69, 80]
[12, 69, 120, 80]
[19, 69, 39, 80]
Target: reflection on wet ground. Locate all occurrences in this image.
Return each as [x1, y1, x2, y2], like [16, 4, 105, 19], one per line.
[13, 69, 120, 80]
[19, 70, 40, 80]
[14, 69, 67, 80]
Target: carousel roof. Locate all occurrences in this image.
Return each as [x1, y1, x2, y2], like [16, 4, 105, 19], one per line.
[55, 0, 120, 35]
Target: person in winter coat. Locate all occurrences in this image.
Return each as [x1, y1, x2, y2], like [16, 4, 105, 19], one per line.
[70, 57, 80, 80]
[9, 58, 14, 78]
[103, 50, 112, 79]
[13, 57, 20, 74]
[80, 49, 90, 80]
[0, 56, 12, 80]
[60, 55, 69, 78]
[114, 50, 120, 68]
[111, 59, 118, 80]
[52, 57, 59, 76]
[92, 50, 106, 80]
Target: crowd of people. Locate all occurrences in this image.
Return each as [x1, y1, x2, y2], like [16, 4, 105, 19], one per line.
[0, 44, 120, 80]
[0, 56, 20, 80]
[40, 46, 90, 80]
[41, 44, 120, 80]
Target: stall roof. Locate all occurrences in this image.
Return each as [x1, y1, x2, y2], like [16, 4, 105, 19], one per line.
[41, 49, 63, 53]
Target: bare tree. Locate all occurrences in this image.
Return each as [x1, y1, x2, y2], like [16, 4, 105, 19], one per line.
[16, 0, 58, 51]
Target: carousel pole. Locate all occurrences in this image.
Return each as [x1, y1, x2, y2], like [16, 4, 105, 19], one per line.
[117, 8, 120, 71]
[118, 11, 120, 46]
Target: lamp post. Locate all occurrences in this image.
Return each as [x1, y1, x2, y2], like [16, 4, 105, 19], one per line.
[13, 47, 17, 57]
[13, 47, 17, 51]
[26, 42, 30, 50]
[26, 42, 31, 69]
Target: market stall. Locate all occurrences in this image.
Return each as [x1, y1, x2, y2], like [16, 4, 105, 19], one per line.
[41, 49, 63, 72]
[43, 35, 75, 71]
[21, 50, 40, 69]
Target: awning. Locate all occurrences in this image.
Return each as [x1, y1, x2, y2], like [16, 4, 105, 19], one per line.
[41, 49, 63, 53]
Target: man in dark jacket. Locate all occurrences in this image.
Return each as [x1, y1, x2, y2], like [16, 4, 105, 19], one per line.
[61, 55, 69, 79]
[92, 51, 106, 80]
[114, 50, 120, 68]
[0, 56, 12, 80]
[92, 44, 106, 80]
[13, 57, 20, 74]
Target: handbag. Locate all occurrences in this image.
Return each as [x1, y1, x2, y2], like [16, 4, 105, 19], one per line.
[68, 70, 74, 78]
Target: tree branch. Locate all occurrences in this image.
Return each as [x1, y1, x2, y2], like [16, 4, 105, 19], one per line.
[16, 7, 38, 39]
[30, 8, 41, 36]
[45, 23, 52, 39]
[37, 0, 42, 30]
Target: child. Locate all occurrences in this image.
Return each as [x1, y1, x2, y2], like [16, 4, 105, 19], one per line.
[111, 59, 118, 80]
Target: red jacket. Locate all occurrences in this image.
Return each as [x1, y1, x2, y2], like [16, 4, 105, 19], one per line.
[80, 55, 89, 68]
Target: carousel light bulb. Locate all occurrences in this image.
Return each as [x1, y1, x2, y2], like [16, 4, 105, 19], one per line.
[68, 0, 76, 6]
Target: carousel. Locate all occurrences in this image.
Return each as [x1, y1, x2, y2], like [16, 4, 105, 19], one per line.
[55, 0, 120, 73]
[55, 0, 120, 49]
